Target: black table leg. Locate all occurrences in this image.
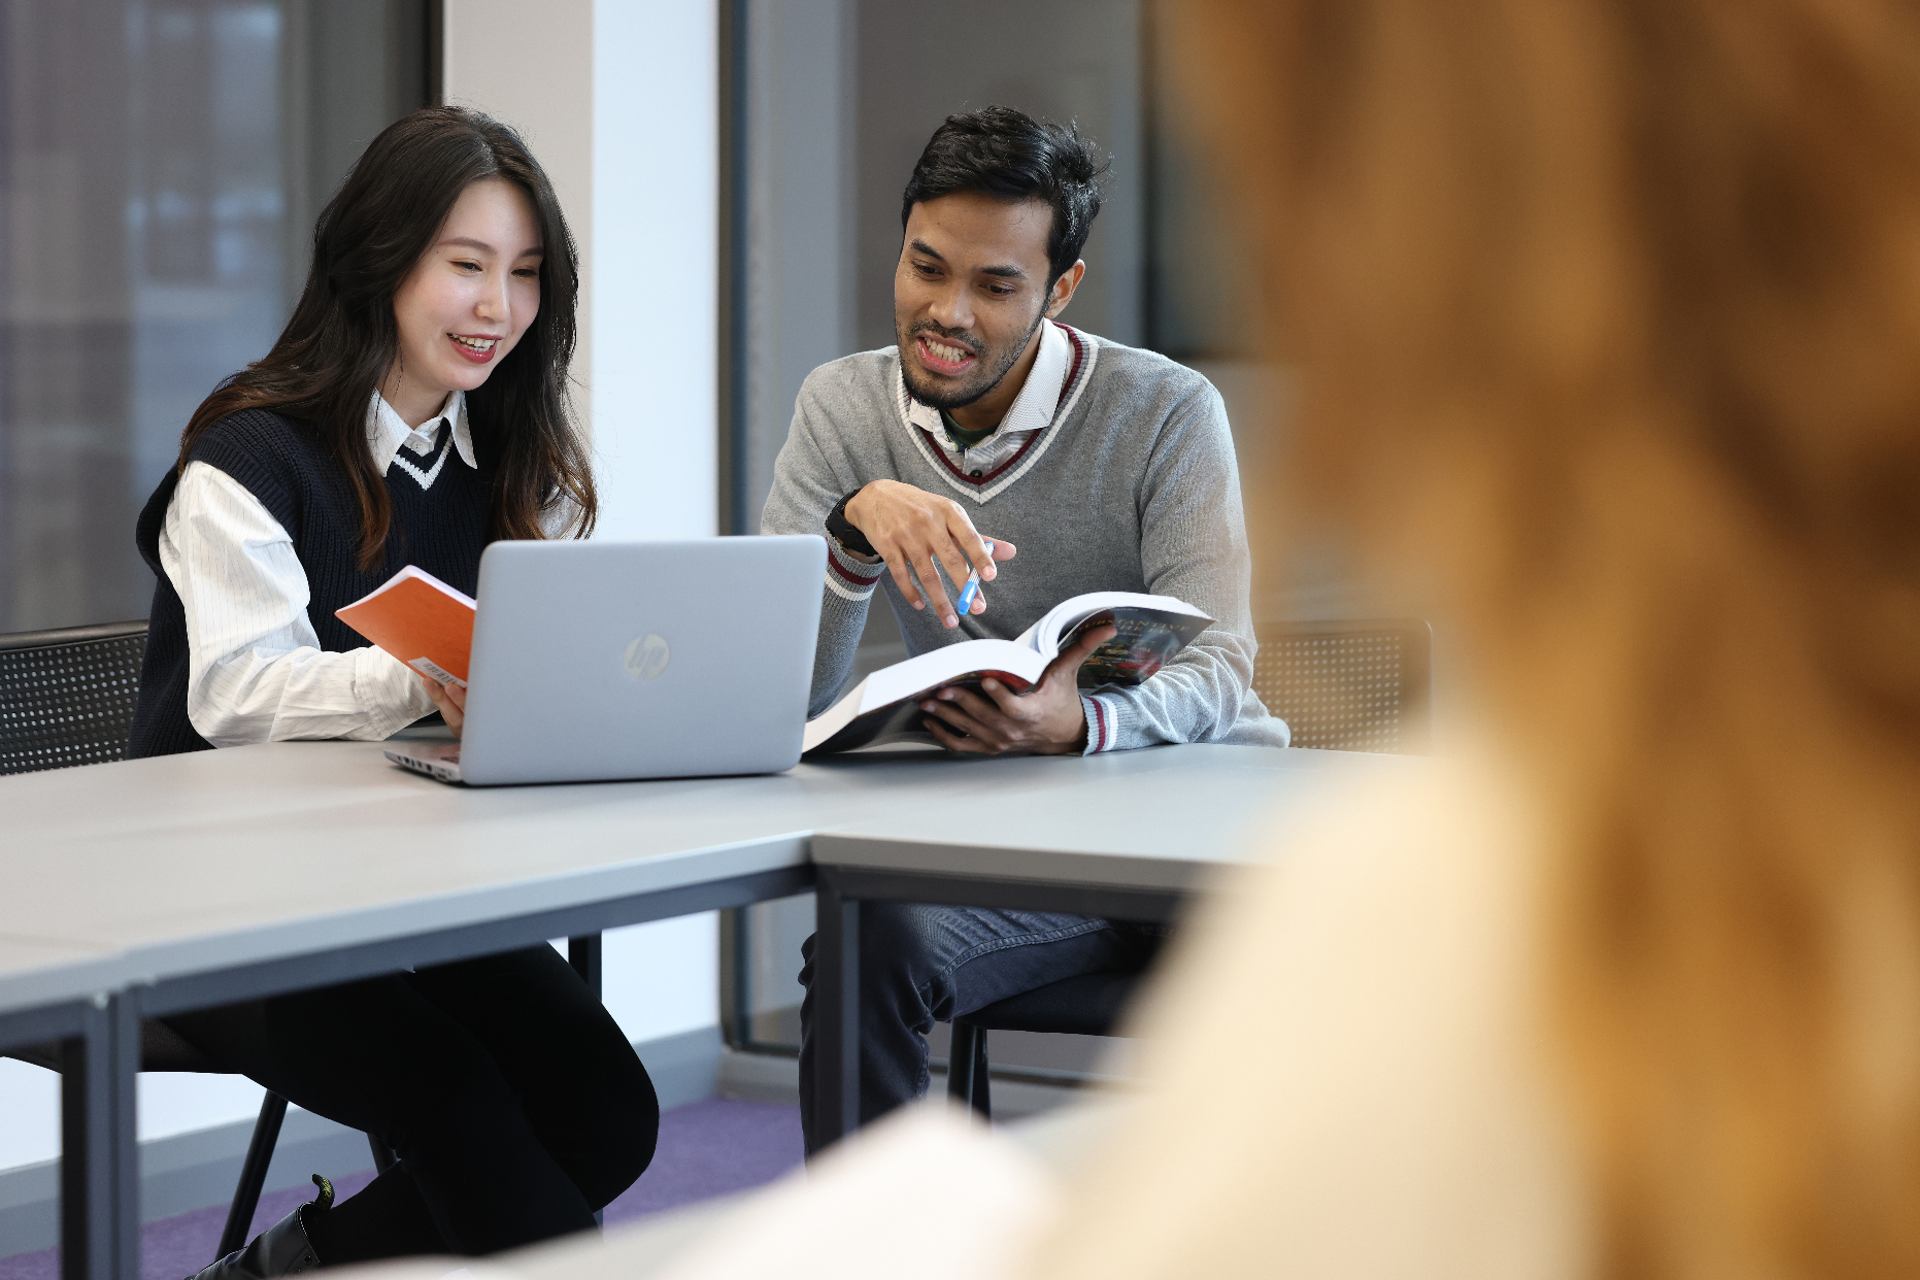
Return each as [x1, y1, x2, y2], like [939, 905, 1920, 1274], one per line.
[811, 873, 862, 1147]
[567, 934, 603, 1000]
[567, 933, 605, 1224]
[108, 994, 139, 1279]
[58, 998, 113, 1280]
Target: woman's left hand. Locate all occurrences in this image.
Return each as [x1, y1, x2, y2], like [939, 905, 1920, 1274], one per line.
[417, 673, 468, 738]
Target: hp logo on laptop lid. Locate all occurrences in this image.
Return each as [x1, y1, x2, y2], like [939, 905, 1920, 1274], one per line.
[624, 633, 672, 681]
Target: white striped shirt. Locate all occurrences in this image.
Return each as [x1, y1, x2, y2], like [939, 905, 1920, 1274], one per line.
[158, 390, 500, 747]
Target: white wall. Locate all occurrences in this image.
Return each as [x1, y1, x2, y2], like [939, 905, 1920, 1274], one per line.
[0, 0, 722, 1177]
[588, 0, 719, 540]
[444, 0, 723, 1044]
[0, 1064, 294, 1172]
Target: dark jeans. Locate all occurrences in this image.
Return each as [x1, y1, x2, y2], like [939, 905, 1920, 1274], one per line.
[163, 945, 657, 1264]
[796, 904, 1161, 1153]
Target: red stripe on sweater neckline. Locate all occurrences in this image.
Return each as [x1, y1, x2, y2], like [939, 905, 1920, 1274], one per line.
[919, 325, 1089, 490]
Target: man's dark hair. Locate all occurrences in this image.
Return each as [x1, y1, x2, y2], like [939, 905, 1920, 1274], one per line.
[900, 105, 1110, 284]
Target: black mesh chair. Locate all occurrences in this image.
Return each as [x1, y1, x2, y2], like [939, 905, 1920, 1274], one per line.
[946, 618, 1434, 1118]
[0, 620, 396, 1257]
[0, 620, 149, 774]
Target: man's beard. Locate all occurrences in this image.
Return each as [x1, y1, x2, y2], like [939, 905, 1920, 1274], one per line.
[899, 306, 1046, 412]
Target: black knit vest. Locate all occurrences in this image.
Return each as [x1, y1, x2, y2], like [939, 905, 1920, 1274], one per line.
[128, 408, 495, 758]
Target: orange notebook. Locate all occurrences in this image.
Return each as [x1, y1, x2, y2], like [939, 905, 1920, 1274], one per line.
[335, 566, 478, 688]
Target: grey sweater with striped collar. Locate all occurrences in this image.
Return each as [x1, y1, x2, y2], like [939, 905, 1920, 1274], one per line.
[760, 324, 1287, 754]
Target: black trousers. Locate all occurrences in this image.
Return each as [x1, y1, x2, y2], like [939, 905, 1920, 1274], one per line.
[163, 945, 658, 1263]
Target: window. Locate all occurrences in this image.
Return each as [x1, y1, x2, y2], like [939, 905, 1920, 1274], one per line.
[0, 0, 429, 631]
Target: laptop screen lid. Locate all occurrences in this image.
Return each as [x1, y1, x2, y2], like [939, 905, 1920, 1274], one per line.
[450, 536, 824, 785]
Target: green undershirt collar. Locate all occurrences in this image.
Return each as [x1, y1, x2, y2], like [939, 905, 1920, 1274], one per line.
[940, 410, 997, 452]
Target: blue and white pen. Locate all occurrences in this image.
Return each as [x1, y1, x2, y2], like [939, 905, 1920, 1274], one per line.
[954, 539, 995, 615]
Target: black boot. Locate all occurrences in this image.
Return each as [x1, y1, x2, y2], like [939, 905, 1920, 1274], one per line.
[186, 1174, 332, 1278]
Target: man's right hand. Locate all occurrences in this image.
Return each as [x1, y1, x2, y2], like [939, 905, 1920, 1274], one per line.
[843, 480, 1018, 627]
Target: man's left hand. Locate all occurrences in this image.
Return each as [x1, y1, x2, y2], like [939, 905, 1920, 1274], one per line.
[919, 624, 1117, 756]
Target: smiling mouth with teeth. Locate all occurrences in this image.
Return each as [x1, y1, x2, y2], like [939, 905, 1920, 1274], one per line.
[917, 334, 977, 368]
[451, 335, 498, 352]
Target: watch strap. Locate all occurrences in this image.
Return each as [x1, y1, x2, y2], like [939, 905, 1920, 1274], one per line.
[825, 490, 876, 558]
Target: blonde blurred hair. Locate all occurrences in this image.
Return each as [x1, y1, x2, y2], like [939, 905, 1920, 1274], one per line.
[1173, 1, 1920, 1274]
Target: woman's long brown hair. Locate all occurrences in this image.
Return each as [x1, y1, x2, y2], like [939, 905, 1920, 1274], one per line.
[181, 106, 596, 567]
[1176, 1, 1920, 1274]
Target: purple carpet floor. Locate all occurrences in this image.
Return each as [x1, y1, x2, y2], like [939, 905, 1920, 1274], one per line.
[0, 1097, 802, 1280]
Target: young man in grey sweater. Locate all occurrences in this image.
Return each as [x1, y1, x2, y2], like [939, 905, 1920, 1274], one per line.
[762, 105, 1286, 1151]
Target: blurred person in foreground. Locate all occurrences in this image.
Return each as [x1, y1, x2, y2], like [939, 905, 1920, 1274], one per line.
[1019, 0, 1920, 1276]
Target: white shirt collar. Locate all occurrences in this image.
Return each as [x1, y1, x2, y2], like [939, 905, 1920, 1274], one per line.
[365, 389, 476, 472]
[902, 318, 1072, 443]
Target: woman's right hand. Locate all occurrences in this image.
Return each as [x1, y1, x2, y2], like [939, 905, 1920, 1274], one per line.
[417, 673, 468, 738]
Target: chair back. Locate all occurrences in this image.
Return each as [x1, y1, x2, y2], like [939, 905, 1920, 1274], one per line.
[0, 620, 148, 775]
[1253, 618, 1432, 753]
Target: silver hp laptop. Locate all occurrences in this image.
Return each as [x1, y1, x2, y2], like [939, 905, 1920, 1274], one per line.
[385, 536, 824, 785]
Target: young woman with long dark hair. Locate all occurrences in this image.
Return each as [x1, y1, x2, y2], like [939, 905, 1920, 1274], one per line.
[129, 104, 597, 757]
[128, 106, 655, 1276]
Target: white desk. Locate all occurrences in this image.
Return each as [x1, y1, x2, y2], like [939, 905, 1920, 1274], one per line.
[3, 739, 1368, 1277]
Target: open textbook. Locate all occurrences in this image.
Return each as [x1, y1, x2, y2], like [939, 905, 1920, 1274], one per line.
[803, 591, 1212, 755]
[334, 565, 477, 688]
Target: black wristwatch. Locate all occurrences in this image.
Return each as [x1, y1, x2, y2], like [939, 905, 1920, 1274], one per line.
[825, 489, 877, 558]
